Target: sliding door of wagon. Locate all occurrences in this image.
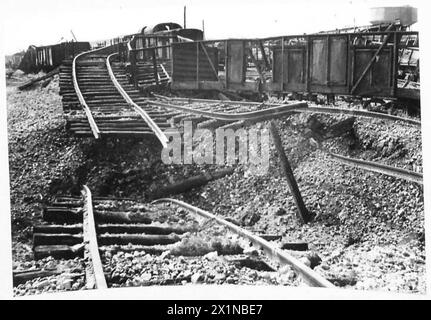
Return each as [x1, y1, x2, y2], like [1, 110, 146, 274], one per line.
[225, 40, 246, 90]
[272, 45, 306, 92]
[309, 36, 349, 94]
[352, 47, 393, 97]
[171, 42, 219, 90]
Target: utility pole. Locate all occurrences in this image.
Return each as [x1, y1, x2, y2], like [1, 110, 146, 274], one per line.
[202, 20, 205, 40]
[184, 6, 187, 29]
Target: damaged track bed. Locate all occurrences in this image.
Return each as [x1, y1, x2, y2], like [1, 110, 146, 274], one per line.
[27, 186, 333, 291]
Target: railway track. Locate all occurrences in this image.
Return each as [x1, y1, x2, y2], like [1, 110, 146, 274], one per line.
[12, 16, 424, 297]
[60, 45, 308, 144]
[149, 95, 421, 127]
[17, 45, 423, 294]
[58, 47, 422, 185]
[60, 43, 420, 150]
[153, 199, 334, 287]
[107, 66, 421, 136]
[142, 94, 423, 184]
[32, 186, 334, 289]
[60, 50, 422, 186]
[60, 46, 171, 142]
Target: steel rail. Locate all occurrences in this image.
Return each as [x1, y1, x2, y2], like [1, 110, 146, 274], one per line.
[82, 185, 107, 289]
[151, 94, 420, 126]
[303, 106, 421, 126]
[72, 47, 107, 139]
[147, 99, 308, 121]
[152, 198, 335, 288]
[106, 53, 169, 147]
[326, 152, 423, 185]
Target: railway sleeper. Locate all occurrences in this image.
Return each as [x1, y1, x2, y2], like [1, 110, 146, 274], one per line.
[33, 244, 172, 260]
[43, 207, 153, 224]
[34, 244, 85, 260]
[33, 233, 181, 246]
[33, 224, 191, 235]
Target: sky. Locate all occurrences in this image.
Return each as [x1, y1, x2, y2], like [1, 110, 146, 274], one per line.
[0, 0, 422, 55]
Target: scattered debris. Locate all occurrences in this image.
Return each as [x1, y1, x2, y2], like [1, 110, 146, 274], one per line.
[150, 168, 234, 199]
[18, 67, 59, 90]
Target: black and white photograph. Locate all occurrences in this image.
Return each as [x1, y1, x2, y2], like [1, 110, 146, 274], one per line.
[0, 0, 429, 300]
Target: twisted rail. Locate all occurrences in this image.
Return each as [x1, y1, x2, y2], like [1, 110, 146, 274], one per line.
[152, 198, 335, 288]
[82, 185, 107, 289]
[147, 99, 308, 121]
[152, 94, 420, 126]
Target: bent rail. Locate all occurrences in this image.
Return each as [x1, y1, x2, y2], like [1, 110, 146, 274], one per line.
[106, 53, 169, 147]
[148, 100, 308, 121]
[82, 185, 107, 289]
[326, 152, 423, 185]
[152, 94, 420, 126]
[72, 48, 104, 138]
[152, 198, 335, 288]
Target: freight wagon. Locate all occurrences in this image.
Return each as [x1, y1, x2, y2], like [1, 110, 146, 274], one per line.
[18, 41, 90, 74]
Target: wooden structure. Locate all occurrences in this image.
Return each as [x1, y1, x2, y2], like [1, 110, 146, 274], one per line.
[167, 31, 419, 100]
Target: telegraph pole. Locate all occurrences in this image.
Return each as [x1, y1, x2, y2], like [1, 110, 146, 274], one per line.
[202, 20, 205, 39]
[184, 6, 187, 28]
